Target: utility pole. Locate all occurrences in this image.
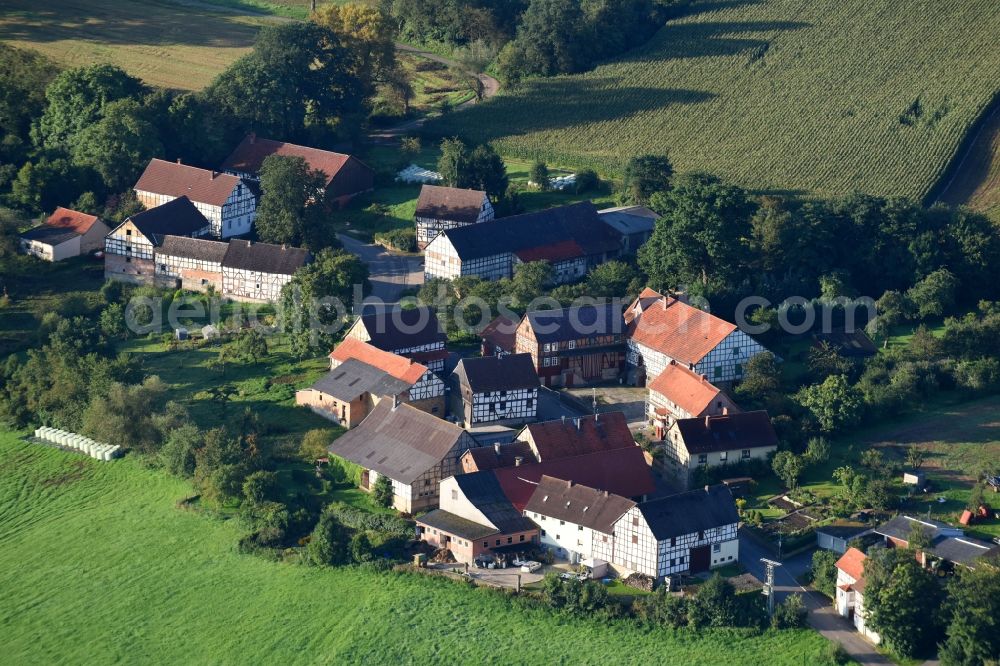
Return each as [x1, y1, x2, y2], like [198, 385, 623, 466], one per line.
[592, 388, 598, 415]
[761, 558, 782, 617]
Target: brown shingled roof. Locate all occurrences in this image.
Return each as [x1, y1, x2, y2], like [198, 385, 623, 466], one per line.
[415, 185, 487, 224]
[221, 135, 356, 187]
[525, 475, 636, 534]
[519, 412, 634, 461]
[44, 207, 101, 234]
[135, 159, 242, 207]
[648, 360, 726, 416]
[329, 337, 428, 385]
[626, 287, 736, 365]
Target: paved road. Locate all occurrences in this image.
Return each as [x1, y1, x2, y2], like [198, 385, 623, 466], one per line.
[338, 233, 423, 306]
[739, 534, 890, 666]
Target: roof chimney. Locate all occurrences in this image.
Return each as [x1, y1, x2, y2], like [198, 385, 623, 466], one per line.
[705, 415, 711, 428]
[574, 418, 581, 430]
[705, 485, 710, 493]
[494, 442, 501, 455]
[282, 243, 287, 250]
[248, 132, 256, 144]
[211, 171, 218, 179]
[514, 456, 523, 467]
[566, 479, 572, 488]
[722, 407, 729, 416]
[392, 394, 399, 410]
[561, 415, 566, 425]
[176, 158, 182, 164]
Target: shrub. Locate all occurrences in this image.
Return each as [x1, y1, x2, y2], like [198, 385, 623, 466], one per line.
[575, 168, 599, 193]
[372, 475, 394, 508]
[373, 228, 417, 252]
[328, 454, 363, 486]
[772, 593, 807, 629]
[326, 503, 411, 538]
[824, 642, 850, 665]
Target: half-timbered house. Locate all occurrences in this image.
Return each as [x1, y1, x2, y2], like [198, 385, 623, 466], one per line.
[104, 197, 212, 283]
[514, 303, 626, 387]
[449, 353, 540, 428]
[664, 411, 778, 488]
[647, 360, 740, 438]
[134, 159, 256, 238]
[609, 484, 739, 580]
[416, 472, 539, 564]
[220, 239, 310, 302]
[479, 314, 519, 357]
[345, 306, 448, 373]
[414, 184, 493, 249]
[153, 235, 228, 292]
[423, 201, 622, 283]
[327, 400, 483, 513]
[625, 288, 769, 386]
[221, 134, 374, 207]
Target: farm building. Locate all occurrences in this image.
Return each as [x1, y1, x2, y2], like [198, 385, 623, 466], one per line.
[416, 473, 539, 564]
[663, 411, 778, 489]
[134, 158, 256, 238]
[19, 207, 110, 261]
[104, 197, 212, 283]
[524, 475, 637, 565]
[835, 548, 881, 644]
[597, 205, 657, 254]
[449, 354, 540, 428]
[516, 411, 637, 461]
[327, 400, 482, 513]
[345, 306, 448, 373]
[423, 201, 621, 283]
[608, 485, 740, 580]
[221, 134, 374, 206]
[479, 314, 519, 357]
[647, 360, 740, 437]
[414, 184, 493, 249]
[514, 303, 626, 387]
[461, 441, 537, 473]
[816, 524, 869, 554]
[872, 515, 1000, 570]
[625, 288, 769, 385]
[220, 239, 310, 302]
[153, 235, 229, 292]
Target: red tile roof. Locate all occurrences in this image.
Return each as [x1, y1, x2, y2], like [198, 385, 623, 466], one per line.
[492, 446, 655, 511]
[626, 288, 736, 365]
[835, 547, 867, 582]
[44, 207, 101, 234]
[515, 239, 585, 263]
[135, 159, 242, 207]
[648, 360, 725, 416]
[480, 315, 520, 353]
[329, 337, 428, 384]
[221, 135, 358, 187]
[520, 412, 634, 461]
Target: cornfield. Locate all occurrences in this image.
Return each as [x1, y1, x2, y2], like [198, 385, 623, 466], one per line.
[432, 0, 1000, 200]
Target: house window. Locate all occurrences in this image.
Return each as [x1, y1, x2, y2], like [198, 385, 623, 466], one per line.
[631, 535, 638, 544]
[424, 479, 430, 486]
[451, 489, 457, 501]
[698, 454, 708, 465]
[720, 451, 728, 462]
[713, 543, 721, 553]
[742, 449, 751, 459]
[602, 535, 607, 542]
[541, 530, 546, 537]
[126, 230, 132, 236]
[519, 534, 525, 542]
[495, 540, 501, 546]
[734, 363, 743, 376]
[732, 347, 741, 356]
[714, 366, 723, 378]
[483, 541, 488, 548]
[559, 520, 565, 526]
[578, 525, 583, 531]
[159, 264, 166, 271]
[568, 340, 576, 350]
[632, 516, 639, 527]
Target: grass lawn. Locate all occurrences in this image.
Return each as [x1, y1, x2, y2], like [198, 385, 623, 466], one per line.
[433, 0, 1000, 200]
[0, 0, 277, 90]
[0, 429, 836, 664]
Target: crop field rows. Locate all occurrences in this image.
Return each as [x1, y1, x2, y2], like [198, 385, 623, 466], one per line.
[433, 0, 1000, 200]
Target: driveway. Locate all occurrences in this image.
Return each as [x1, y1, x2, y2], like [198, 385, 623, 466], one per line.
[338, 233, 423, 305]
[739, 533, 891, 666]
[536, 387, 589, 421]
[566, 385, 647, 424]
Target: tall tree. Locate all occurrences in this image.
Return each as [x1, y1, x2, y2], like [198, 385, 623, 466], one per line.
[254, 155, 328, 247]
[621, 154, 673, 205]
[939, 565, 1000, 666]
[0, 45, 57, 168]
[864, 547, 945, 659]
[72, 98, 163, 192]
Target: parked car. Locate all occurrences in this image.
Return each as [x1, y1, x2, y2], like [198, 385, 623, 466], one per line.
[520, 561, 542, 573]
[474, 554, 495, 569]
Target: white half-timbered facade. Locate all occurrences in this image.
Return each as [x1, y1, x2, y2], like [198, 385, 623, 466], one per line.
[221, 239, 310, 302]
[414, 185, 494, 249]
[346, 307, 449, 373]
[153, 235, 229, 292]
[449, 354, 540, 428]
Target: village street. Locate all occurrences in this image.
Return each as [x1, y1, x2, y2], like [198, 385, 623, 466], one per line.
[338, 233, 423, 306]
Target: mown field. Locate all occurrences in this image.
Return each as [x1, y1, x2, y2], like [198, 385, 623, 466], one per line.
[937, 104, 1000, 222]
[433, 0, 1000, 200]
[0, 430, 836, 664]
[0, 0, 273, 90]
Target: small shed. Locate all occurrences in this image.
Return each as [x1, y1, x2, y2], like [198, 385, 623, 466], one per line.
[202, 324, 220, 340]
[902, 470, 926, 488]
[816, 524, 868, 554]
[175, 327, 189, 341]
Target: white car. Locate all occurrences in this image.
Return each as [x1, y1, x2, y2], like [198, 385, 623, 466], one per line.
[520, 561, 542, 573]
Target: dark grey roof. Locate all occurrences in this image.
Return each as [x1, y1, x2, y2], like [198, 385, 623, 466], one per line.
[873, 515, 996, 567]
[453, 353, 539, 394]
[598, 206, 658, 235]
[417, 509, 498, 540]
[929, 536, 998, 567]
[20, 225, 80, 246]
[524, 475, 636, 535]
[309, 358, 411, 402]
[439, 201, 620, 260]
[638, 485, 739, 541]
[127, 196, 210, 243]
[356, 307, 446, 351]
[524, 303, 625, 343]
[222, 239, 310, 275]
[813, 330, 877, 358]
[327, 401, 466, 484]
[453, 471, 538, 534]
[816, 524, 869, 539]
[157, 235, 229, 263]
[673, 411, 778, 455]
[873, 515, 954, 542]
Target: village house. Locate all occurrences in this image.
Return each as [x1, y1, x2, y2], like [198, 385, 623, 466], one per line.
[524, 475, 637, 565]
[514, 303, 627, 387]
[663, 411, 778, 488]
[104, 197, 212, 283]
[608, 484, 740, 580]
[449, 354, 540, 428]
[835, 547, 881, 644]
[872, 514, 1000, 570]
[220, 239, 310, 302]
[134, 158, 256, 238]
[479, 314, 519, 357]
[647, 360, 740, 438]
[221, 134, 374, 207]
[597, 205, 657, 255]
[423, 201, 621, 284]
[327, 400, 482, 513]
[516, 411, 637, 462]
[625, 287, 769, 385]
[461, 440, 537, 473]
[153, 235, 229, 292]
[19, 207, 111, 262]
[295, 338, 445, 427]
[414, 184, 494, 250]
[345, 306, 448, 373]
[416, 473, 539, 564]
